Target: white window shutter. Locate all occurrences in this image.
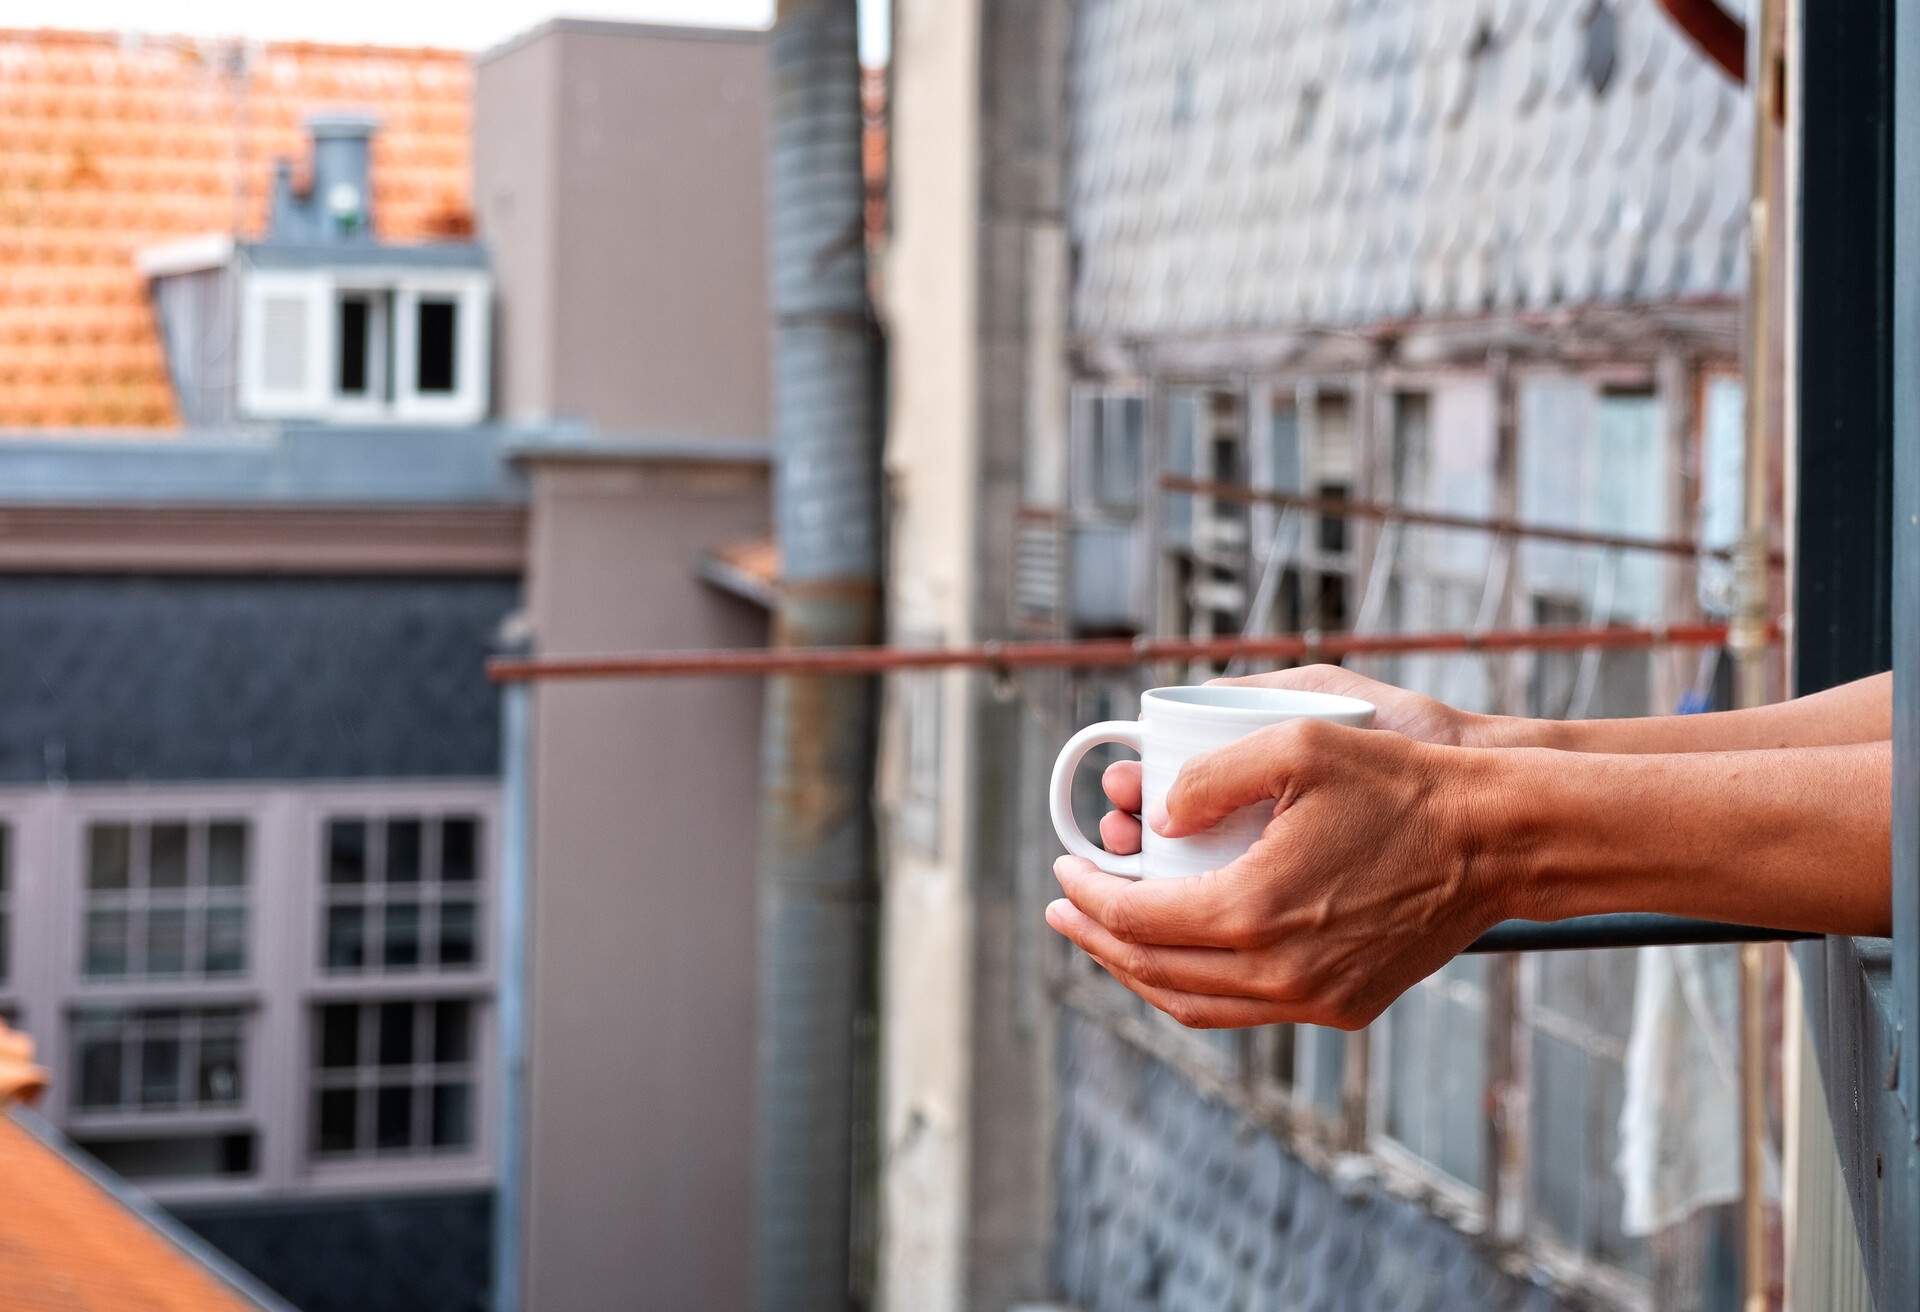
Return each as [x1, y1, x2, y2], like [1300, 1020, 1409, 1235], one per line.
[240, 271, 330, 418]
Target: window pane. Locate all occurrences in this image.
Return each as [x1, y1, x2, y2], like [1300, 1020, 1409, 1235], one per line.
[319, 1004, 360, 1069]
[149, 823, 188, 889]
[337, 295, 370, 395]
[439, 901, 477, 968]
[383, 902, 421, 969]
[432, 1001, 471, 1065]
[440, 817, 478, 883]
[146, 908, 188, 976]
[84, 909, 129, 977]
[327, 820, 367, 885]
[431, 1082, 472, 1149]
[416, 299, 457, 393]
[385, 819, 422, 884]
[377, 1002, 415, 1067]
[317, 1088, 358, 1154]
[376, 1084, 414, 1150]
[325, 906, 365, 971]
[78, 1035, 123, 1109]
[140, 1035, 182, 1107]
[88, 824, 131, 890]
[203, 906, 246, 975]
[207, 822, 247, 887]
[199, 1035, 242, 1105]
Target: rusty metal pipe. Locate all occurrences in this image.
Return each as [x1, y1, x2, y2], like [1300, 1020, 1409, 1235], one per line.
[1160, 475, 1788, 566]
[489, 621, 1763, 683]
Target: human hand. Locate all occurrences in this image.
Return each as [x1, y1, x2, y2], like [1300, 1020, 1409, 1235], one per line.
[1092, 665, 1489, 861]
[1048, 719, 1510, 1030]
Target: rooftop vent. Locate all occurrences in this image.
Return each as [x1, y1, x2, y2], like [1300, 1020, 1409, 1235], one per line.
[268, 113, 380, 244]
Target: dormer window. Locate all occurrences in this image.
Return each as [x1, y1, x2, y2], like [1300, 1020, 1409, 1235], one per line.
[238, 265, 490, 424]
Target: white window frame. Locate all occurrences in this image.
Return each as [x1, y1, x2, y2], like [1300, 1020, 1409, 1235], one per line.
[239, 269, 332, 419]
[238, 267, 491, 426]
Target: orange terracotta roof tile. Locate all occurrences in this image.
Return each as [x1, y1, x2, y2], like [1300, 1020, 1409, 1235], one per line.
[0, 28, 474, 432]
[0, 1114, 263, 1311]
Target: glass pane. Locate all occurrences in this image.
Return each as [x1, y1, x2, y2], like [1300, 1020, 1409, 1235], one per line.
[438, 900, 477, 968]
[325, 905, 365, 972]
[337, 295, 370, 395]
[145, 908, 187, 976]
[376, 1083, 414, 1150]
[319, 1004, 360, 1069]
[416, 298, 457, 393]
[149, 823, 188, 889]
[140, 1035, 182, 1108]
[78, 1034, 123, 1109]
[203, 906, 246, 975]
[317, 1088, 358, 1154]
[83, 909, 129, 977]
[383, 902, 421, 969]
[440, 817, 478, 883]
[377, 1001, 415, 1067]
[198, 1035, 242, 1105]
[206, 822, 247, 887]
[432, 1001, 471, 1065]
[385, 819, 422, 884]
[327, 820, 367, 885]
[431, 1082, 472, 1149]
[88, 824, 131, 890]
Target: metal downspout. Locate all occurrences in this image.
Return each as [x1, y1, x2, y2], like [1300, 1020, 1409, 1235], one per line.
[492, 634, 534, 1312]
[756, 1, 882, 1308]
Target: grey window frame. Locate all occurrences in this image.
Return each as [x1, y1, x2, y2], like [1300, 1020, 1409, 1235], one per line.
[80, 817, 251, 982]
[1792, 4, 1919, 1304]
[309, 996, 479, 1161]
[319, 812, 486, 977]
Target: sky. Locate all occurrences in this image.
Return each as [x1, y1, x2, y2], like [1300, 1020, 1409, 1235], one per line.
[19, 1, 890, 61]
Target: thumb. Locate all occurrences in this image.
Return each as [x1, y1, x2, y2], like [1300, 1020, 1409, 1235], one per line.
[1156, 720, 1313, 838]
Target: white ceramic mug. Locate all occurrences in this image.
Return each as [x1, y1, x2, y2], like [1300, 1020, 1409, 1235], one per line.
[1049, 686, 1376, 879]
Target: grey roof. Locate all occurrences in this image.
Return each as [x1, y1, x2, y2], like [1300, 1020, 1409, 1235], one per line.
[241, 241, 490, 271]
[0, 425, 547, 506]
[1068, 0, 1754, 341]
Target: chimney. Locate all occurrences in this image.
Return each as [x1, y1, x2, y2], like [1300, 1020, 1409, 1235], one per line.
[267, 112, 379, 243]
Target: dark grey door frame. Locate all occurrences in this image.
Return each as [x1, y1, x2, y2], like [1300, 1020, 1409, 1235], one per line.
[1793, 1, 1918, 1304]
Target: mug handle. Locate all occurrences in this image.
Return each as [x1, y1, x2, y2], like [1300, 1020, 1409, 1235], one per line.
[1049, 720, 1144, 878]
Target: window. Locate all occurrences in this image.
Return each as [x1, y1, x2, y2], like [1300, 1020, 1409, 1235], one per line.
[71, 1006, 245, 1113]
[75, 1132, 255, 1182]
[239, 269, 488, 423]
[415, 298, 457, 393]
[82, 819, 248, 980]
[322, 815, 482, 974]
[311, 999, 476, 1157]
[1072, 390, 1146, 513]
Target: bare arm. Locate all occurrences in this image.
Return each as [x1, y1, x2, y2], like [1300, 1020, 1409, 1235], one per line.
[1475, 671, 1892, 754]
[1048, 724, 1889, 1031]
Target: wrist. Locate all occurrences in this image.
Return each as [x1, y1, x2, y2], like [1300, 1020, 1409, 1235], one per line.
[1443, 745, 1563, 924]
[1457, 712, 1571, 752]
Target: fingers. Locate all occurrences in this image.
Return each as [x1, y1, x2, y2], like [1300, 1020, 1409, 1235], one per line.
[1156, 719, 1324, 838]
[1062, 925, 1293, 1029]
[1098, 808, 1143, 855]
[1101, 760, 1142, 812]
[1208, 662, 1350, 692]
[1053, 855, 1255, 949]
[1045, 897, 1294, 999]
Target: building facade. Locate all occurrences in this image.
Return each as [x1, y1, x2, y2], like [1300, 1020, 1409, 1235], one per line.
[877, 1, 1759, 1307]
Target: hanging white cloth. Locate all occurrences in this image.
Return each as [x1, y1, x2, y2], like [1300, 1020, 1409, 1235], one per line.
[1616, 943, 1780, 1236]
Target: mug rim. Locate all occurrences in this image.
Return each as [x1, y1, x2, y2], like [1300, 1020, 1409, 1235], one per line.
[1140, 684, 1376, 723]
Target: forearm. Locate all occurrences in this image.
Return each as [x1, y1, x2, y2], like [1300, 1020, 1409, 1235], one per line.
[1464, 672, 1891, 754]
[1462, 740, 1891, 936]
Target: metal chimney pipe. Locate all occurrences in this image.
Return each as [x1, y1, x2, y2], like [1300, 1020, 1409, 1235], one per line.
[755, 1, 881, 1309]
[307, 112, 379, 242]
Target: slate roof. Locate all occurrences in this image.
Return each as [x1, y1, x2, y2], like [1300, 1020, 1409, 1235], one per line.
[0, 29, 472, 430]
[1067, 0, 1754, 341]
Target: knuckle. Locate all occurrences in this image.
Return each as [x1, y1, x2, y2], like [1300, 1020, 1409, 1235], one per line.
[1165, 996, 1207, 1029]
[1123, 944, 1170, 991]
[1104, 895, 1143, 944]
